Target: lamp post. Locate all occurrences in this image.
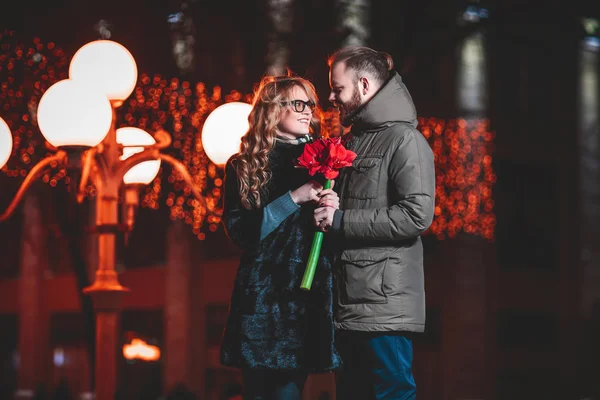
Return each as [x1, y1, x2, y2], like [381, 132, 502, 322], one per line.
[0, 40, 205, 400]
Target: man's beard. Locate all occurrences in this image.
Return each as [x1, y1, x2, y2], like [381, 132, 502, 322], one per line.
[339, 86, 363, 127]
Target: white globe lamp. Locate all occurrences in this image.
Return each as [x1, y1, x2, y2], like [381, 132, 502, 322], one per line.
[69, 40, 138, 105]
[37, 79, 113, 148]
[0, 117, 12, 169]
[117, 127, 161, 185]
[201, 102, 252, 166]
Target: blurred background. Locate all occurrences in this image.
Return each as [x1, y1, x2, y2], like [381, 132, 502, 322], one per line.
[0, 0, 599, 399]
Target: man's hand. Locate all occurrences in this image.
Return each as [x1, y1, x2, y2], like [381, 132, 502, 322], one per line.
[313, 180, 338, 231]
[314, 206, 336, 232]
[317, 188, 339, 209]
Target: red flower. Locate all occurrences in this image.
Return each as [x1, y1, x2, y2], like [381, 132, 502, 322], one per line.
[297, 137, 357, 180]
[297, 138, 326, 176]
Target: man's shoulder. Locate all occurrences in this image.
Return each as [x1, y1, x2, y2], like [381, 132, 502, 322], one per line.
[373, 122, 422, 149]
[386, 123, 430, 147]
[387, 121, 421, 136]
[370, 123, 433, 163]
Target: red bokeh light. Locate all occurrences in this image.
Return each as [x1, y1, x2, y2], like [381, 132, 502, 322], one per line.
[0, 30, 495, 241]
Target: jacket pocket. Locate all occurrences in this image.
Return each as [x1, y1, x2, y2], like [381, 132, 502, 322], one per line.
[340, 256, 389, 305]
[346, 156, 383, 200]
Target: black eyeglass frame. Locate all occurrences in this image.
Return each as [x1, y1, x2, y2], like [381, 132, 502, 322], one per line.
[281, 99, 316, 113]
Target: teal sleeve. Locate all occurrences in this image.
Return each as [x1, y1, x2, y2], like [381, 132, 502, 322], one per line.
[260, 191, 300, 240]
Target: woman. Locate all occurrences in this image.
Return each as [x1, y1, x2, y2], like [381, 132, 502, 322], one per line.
[220, 74, 341, 399]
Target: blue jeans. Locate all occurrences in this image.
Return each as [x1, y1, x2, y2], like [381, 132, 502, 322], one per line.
[242, 369, 307, 400]
[336, 331, 416, 400]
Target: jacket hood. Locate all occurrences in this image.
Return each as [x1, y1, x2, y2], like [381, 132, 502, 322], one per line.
[348, 72, 418, 131]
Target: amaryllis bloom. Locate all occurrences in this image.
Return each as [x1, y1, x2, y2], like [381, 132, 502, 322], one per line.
[297, 137, 357, 180]
[321, 137, 357, 179]
[297, 139, 327, 176]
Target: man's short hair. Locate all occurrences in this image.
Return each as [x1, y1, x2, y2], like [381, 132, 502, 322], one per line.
[328, 46, 394, 84]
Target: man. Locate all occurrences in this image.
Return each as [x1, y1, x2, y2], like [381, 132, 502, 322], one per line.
[314, 46, 435, 399]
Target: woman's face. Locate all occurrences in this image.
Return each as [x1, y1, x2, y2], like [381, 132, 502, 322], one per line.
[276, 85, 314, 139]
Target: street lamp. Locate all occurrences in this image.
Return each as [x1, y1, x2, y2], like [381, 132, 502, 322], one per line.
[116, 127, 162, 235]
[0, 40, 205, 400]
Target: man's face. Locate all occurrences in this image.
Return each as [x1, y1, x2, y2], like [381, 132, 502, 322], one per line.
[329, 62, 363, 124]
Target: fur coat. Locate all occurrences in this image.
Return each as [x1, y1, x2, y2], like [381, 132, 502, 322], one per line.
[220, 140, 341, 372]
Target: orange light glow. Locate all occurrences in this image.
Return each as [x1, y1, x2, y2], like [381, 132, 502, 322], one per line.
[1, 30, 496, 241]
[417, 117, 496, 241]
[122, 339, 160, 362]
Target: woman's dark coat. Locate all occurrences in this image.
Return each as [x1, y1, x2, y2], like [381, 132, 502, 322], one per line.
[220, 141, 341, 372]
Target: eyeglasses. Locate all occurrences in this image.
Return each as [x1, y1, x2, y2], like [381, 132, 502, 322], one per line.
[282, 99, 316, 113]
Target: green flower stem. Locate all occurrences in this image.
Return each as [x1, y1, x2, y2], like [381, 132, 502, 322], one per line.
[300, 179, 332, 291]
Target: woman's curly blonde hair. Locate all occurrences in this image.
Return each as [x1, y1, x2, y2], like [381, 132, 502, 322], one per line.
[232, 74, 322, 209]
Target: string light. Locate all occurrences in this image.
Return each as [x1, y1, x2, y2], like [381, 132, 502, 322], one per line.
[0, 30, 496, 241]
[419, 117, 496, 241]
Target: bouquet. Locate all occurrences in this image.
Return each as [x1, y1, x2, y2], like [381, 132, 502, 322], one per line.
[297, 137, 356, 291]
